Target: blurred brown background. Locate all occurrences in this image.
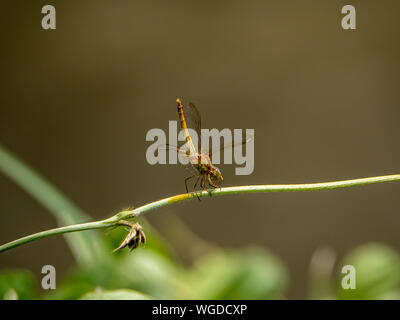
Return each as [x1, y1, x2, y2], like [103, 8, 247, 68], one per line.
[0, 0, 399, 298]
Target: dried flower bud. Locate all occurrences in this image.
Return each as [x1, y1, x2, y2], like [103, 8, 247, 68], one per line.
[113, 221, 146, 252]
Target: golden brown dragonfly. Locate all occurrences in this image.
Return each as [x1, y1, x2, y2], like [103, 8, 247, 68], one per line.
[169, 98, 249, 200]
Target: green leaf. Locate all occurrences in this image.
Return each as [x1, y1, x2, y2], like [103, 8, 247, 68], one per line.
[338, 243, 400, 299]
[0, 144, 108, 266]
[114, 249, 195, 299]
[185, 247, 288, 299]
[0, 270, 37, 300]
[80, 287, 153, 300]
[44, 248, 191, 300]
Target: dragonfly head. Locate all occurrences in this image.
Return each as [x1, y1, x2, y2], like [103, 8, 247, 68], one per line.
[210, 167, 223, 186]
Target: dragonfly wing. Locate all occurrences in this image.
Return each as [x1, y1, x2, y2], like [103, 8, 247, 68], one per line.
[160, 144, 200, 162]
[160, 144, 188, 157]
[184, 102, 202, 152]
[211, 131, 252, 156]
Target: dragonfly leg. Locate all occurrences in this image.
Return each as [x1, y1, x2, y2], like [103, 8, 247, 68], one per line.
[201, 175, 207, 190]
[184, 174, 197, 193]
[193, 175, 201, 201]
[201, 175, 212, 196]
[206, 174, 219, 196]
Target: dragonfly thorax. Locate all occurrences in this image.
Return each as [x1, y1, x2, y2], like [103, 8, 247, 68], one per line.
[192, 160, 223, 186]
[189, 150, 223, 186]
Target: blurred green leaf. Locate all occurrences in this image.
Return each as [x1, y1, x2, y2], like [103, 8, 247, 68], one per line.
[114, 249, 195, 299]
[43, 248, 191, 300]
[0, 144, 109, 266]
[43, 221, 188, 300]
[80, 287, 153, 300]
[0, 270, 37, 300]
[3, 288, 19, 300]
[42, 268, 98, 300]
[185, 247, 288, 299]
[308, 246, 337, 299]
[338, 243, 400, 299]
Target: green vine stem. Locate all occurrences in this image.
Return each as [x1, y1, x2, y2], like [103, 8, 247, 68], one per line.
[1, 174, 399, 253]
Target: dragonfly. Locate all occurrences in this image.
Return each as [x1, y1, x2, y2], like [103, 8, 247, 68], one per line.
[167, 98, 250, 200]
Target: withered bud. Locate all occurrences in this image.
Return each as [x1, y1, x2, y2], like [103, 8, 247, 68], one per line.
[113, 220, 146, 252]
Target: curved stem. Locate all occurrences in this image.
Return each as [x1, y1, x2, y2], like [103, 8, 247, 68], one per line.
[0, 220, 112, 253]
[1, 174, 399, 253]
